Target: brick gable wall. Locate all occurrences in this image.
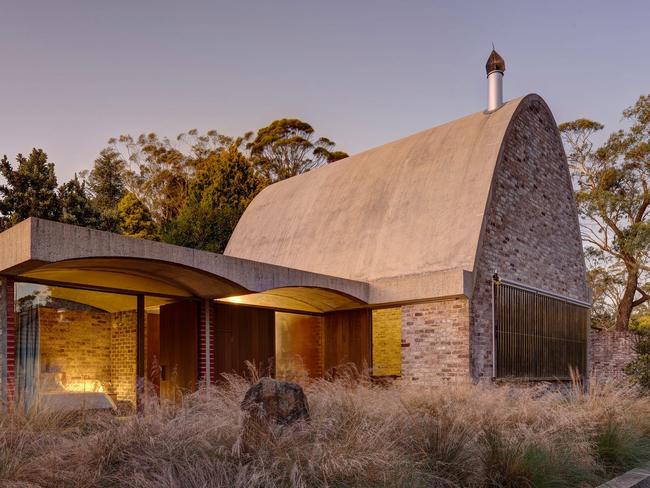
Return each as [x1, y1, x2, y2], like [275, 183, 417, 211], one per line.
[470, 97, 589, 381]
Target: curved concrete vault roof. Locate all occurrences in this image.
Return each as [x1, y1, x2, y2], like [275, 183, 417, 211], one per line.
[218, 286, 365, 314]
[0, 95, 556, 308]
[226, 95, 541, 300]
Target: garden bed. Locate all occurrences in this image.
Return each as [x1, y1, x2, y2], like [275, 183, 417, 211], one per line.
[1, 374, 649, 487]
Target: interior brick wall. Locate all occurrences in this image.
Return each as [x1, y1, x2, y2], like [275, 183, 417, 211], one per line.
[400, 298, 470, 384]
[39, 308, 111, 389]
[110, 311, 137, 405]
[589, 329, 637, 383]
[471, 97, 590, 381]
[38, 307, 137, 404]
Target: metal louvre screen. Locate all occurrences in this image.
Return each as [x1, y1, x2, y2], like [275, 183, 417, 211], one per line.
[494, 282, 589, 379]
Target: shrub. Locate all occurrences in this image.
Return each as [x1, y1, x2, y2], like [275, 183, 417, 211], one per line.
[0, 377, 649, 487]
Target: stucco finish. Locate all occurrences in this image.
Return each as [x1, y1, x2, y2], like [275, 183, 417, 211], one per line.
[226, 96, 528, 284]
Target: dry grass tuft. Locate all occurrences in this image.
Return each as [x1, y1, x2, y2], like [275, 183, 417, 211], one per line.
[1, 376, 649, 487]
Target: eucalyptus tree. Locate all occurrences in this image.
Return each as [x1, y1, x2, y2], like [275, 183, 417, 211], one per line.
[560, 94, 650, 330]
[247, 118, 348, 183]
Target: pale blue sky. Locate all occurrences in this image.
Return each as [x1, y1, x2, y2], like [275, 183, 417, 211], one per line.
[1, 0, 648, 182]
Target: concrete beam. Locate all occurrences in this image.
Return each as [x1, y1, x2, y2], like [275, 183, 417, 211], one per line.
[368, 268, 473, 304]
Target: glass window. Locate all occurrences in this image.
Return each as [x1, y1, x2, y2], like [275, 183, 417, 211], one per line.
[13, 283, 175, 411]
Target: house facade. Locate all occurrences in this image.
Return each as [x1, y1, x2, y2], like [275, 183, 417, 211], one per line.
[0, 52, 592, 411]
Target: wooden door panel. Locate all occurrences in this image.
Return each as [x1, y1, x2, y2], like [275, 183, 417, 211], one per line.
[214, 304, 275, 379]
[145, 313, 160, 395]
[324, 309, 371, 375]
[159, 301, 198, 403]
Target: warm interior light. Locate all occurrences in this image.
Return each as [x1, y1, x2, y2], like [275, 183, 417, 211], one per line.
[64, 379, 105, 393]
[221, 295, 245, 304]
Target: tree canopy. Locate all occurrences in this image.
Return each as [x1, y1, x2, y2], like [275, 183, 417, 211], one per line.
[59, 174, 100, 228]
[117, 192, 158, 241]
[247, 118, 348, 182]
[87, 148, 126, 232]
[0, 118, 344, 253]
[0, 149, 61, 230]
[163, 143, 263, 252]
[560, 94, 650, 330]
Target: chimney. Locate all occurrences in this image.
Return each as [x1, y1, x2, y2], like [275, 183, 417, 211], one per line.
[485, 47, 506, 111]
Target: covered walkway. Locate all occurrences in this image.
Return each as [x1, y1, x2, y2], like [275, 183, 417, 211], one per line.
[0, 218, 372, 411]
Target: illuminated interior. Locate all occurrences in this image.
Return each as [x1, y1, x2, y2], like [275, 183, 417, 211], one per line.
[13, 282, 174, 411]
[20, 257, 246, 298]
[217, 286, 365, 313]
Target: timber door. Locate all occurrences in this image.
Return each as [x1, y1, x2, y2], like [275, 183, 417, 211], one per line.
[323, 309, 372, 376]
[145, 313, 161, 396]
[159, 301, 199, 403]
[214, 303, 275, 378]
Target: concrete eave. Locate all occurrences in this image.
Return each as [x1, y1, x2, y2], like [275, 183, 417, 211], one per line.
[368, 267, 473, 304]
[0, 219, 474, 307]
[0, 218, 370, 303]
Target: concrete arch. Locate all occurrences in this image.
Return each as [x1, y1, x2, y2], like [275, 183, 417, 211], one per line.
[0, 218, 369, 303]
[218, 285, 367, 314]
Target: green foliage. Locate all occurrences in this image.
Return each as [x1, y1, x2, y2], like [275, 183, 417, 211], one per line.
[560, 93, 650, 330]
[58, 175, 100, 228]
[111, 133, 195, 227]
[587, 263, 624, 329]
[0, 149, 61, 229]
[1, 118, 347, 252]
[163, 145, 263, 252]
[87, 148, 126, 232]
[163, 204, 240, 253]
[117, 193, 158, 241]
[480, 427, 597, 488]
[594, 414, 650, 477]
[247, 118, 348, 182]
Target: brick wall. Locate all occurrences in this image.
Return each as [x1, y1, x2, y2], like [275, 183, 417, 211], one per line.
[199, 301, 216, 385]
[199, 302, 206, 384]
[400, 298, 470, 384]
[471, 97, 590, 381]
[372, 308, 401, 376]
[589, 329, 637, 382]
[39, 307, 137, 404]
[0, 278, 15, 406]
[110, 311, 137, 405]
[39, 308, 111, 389]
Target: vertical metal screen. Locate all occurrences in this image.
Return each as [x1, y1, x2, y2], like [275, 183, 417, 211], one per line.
[494, 282, 588, 379]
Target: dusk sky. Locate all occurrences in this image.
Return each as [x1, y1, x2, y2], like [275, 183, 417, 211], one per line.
[1, 0, 649, 181]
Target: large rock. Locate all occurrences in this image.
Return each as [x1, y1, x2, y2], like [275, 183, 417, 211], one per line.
[241, 377, 310, 428]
